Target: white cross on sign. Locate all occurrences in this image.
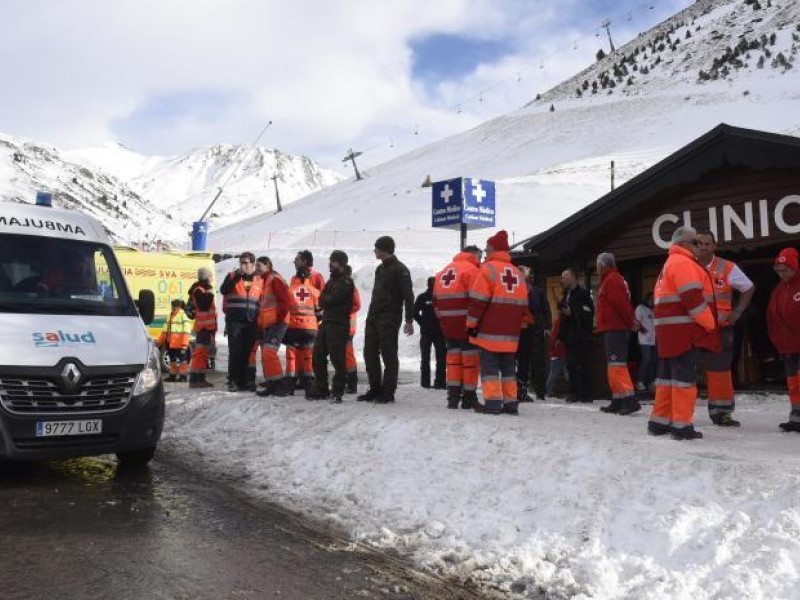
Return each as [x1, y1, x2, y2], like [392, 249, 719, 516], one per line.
[471, 179, 486, 204]
[440, 183, 454, 204]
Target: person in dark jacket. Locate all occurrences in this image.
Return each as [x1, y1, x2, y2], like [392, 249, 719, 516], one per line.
[359, 236, 415, 404]
[528, 272, 552, 400]
[413, 277, 446, 389]
[558, 268, 594, 403]
[220, 252, 262, 392]
[309, 250, 355, 404]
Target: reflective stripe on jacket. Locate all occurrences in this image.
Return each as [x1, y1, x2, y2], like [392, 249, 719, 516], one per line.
[288, 279, 320, 331]
[466, 251, 528, 353]
[708, 256, 735, 327]
[190, 282, 217, 332]
[222, 271, 263, 323]
[258, 272, 291, 329]
[654, 244, 720, 358]
[162, 309, 191, 349]
[433, 252, 480, 341]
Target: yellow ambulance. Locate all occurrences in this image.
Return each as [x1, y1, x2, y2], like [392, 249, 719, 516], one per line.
[112, 247, 216, 339]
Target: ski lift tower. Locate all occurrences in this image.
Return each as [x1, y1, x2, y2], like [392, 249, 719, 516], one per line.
[343, 148, 364, 181]
[601, 19, 616, 53]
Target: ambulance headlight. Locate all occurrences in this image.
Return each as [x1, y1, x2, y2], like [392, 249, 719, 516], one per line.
[134, 342, 162, 396]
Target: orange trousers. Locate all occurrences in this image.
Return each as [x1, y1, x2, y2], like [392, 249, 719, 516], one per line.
[649, 349, 699, 431]
[603, 330, 635, 401]
[446, 338, 479, 393]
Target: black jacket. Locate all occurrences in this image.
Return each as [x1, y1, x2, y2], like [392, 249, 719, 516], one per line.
[367, 255, 414, 322]
[558, 284, 594, 345]
[527, 283, 552, 333]
[413, 289, 442, 336]
[319, 271, 355, 326]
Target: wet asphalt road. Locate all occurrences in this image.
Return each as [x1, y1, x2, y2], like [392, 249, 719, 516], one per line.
[0, 457, 487, 600]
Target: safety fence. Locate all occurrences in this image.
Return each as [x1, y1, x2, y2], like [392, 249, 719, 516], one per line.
[208, 229, 529, 254]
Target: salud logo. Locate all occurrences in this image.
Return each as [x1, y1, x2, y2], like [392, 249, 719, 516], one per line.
[32, 331, 97, 348]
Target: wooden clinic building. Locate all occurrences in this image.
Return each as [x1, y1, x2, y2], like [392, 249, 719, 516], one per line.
[519, 124, 800, 387]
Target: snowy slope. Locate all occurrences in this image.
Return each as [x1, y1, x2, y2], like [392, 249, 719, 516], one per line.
[0, 133, 186, 244]
[163, 387, 800, 600]
[209, 0, 800, 254]
[68, 143, 344, 229]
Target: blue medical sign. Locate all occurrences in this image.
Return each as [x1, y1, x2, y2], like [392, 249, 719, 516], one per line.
[431, 178, 463, 228]
[431, 178, 495, 229]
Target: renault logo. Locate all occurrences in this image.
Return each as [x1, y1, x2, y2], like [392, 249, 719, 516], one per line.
[60, 363, 82, 390]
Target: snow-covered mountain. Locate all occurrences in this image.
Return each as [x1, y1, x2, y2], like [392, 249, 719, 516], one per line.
[66, 143, 344, 229]
[0, 133, 186, 244]
[209, 0, 800, 253]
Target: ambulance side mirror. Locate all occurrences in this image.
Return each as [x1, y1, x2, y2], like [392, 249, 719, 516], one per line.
[136, 289, 155, 325]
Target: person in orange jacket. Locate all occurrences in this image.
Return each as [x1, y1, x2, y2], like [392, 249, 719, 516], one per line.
[284, 265, 321, 396]
[343, 265, 361, 394]
[767, 247, 800, 432]
[254, 256, 292, 397]
[467, 231, 528, 415]
[294, 250, 326, 292]
[158, 299, 191, 382]
[220, 252, 263, 392]
[648, 226, 720, 440]
[595, 252, 641, 416]
[433, 246, 482, 409]
[695, 231, 755, 427]
[187, 267, 217, 389]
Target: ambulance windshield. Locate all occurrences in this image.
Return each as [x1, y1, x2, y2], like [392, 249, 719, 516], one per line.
[0, 234, 137, 316]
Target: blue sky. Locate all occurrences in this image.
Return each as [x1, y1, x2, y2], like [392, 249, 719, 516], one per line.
[0, 0, 692, 167]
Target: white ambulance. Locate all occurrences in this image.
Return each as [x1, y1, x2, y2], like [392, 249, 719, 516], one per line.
[0, 201, 164, 466]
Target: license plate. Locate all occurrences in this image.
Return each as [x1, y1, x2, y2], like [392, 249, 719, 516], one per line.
[35, 420, 103, 437]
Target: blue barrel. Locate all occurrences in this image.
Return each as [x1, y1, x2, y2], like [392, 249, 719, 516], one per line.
[191, 221, 208, 251]
[36, 191, 53, 207]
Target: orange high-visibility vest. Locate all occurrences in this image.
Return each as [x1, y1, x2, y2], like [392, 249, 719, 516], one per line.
[288, 279, 320, 331]
[258, 272, 289, 329]
[223, 272, 263, 320]
[466, 251, 528, 353]
[707, 256, 735, 327]
[191, 284, 217, 332]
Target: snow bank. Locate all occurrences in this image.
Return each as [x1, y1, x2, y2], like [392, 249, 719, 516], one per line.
[162, 386, 800, 599]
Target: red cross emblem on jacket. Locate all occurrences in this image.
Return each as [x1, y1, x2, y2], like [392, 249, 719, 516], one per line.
[295, 287, 310, 302]
[501, 268, 519, 293]
[440, 268, 457, 288]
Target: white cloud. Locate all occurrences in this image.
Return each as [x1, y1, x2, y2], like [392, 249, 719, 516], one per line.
[0, 0, 693, 169]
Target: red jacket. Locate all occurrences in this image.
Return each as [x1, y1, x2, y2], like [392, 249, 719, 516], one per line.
[549, 317, 566, 359]
[466, 251, 528, 353]
[654, 245, 720, 358]
[433, 252, 480, 341]
[767, 271, 800, 355]
[596, 268, 635, 333]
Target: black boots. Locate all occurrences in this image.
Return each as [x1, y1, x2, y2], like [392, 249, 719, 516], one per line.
[779, 421, 800, 432]
[711, 414, 741, 427]
[357, 389, 380, 402]
[447, 389, 460, 409]
[461, 391, 479, 410]
[671, 425, 704, 440]
[602, 397, 641, 415]
[346, 372, 358, 395]
[517, 381, 534, 403]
